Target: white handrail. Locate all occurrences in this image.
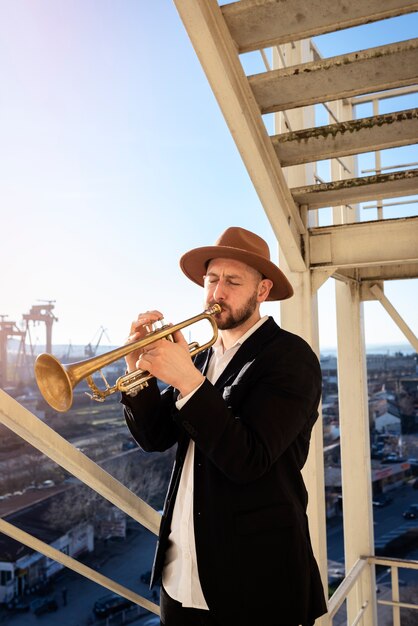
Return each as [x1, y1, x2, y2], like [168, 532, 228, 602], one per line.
[0, 518, 159, 616]
[328, 555, 418, 624]
[0, 390, 161, 535]
[328, 558, 368, 618]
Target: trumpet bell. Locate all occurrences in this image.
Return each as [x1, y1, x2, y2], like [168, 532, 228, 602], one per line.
[35, 353, 74, 413]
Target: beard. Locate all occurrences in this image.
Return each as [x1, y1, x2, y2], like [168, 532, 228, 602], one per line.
[208, 291, 258, 330]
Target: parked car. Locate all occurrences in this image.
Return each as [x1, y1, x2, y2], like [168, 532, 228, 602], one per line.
[93, 593, 134, 618]
[30, 596, 58, 616]
[402, 504, 418, 519]
[372, 494, 393, 507]
[40, 479, 55, 488]
[382, 455, 406, 464]
[122, 440, 137, 450]
[6, 598, 30, 612]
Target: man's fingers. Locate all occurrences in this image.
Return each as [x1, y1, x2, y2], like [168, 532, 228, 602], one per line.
[171, 329, 188, 348]
[126, 310, 165, 346]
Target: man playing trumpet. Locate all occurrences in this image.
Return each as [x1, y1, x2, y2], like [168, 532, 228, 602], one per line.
[122, 227, 327, 626]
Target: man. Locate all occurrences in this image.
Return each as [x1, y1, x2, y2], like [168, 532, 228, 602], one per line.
[122, 227, 327, 626]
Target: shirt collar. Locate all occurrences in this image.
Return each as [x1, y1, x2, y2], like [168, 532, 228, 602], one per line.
[213, 315, 269, 355]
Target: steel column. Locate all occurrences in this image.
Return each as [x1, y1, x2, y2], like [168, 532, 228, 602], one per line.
[335, 280, 377, 625]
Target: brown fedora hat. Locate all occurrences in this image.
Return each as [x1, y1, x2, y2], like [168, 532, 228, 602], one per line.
[179, 227, 293, 301]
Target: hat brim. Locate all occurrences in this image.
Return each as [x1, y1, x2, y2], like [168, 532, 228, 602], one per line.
[180, 246, 293, 301]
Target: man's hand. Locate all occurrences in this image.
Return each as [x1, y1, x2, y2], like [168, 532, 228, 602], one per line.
[124, 310, 164, 373]
[137, 329, 205, 396]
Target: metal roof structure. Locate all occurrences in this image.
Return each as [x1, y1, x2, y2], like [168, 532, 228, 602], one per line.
[172, 0, 418, 286]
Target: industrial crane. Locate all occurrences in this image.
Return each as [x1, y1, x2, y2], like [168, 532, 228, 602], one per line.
[0, 316, 27, 388]
[23, 301, 58, 356]
[84, 326, 111, 358]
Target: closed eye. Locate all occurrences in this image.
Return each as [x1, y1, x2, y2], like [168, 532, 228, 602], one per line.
[204, 275, 242, 287]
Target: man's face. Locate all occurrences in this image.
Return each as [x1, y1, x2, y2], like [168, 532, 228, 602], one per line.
[203, 258, 271, 330]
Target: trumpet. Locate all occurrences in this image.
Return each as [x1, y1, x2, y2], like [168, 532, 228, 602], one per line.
[34, 304, 221, 413]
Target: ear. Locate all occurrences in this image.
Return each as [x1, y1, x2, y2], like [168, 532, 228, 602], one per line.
[257, 279, 273, 302]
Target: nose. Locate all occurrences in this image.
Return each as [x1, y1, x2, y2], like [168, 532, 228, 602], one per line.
[212, 281, 226, 302]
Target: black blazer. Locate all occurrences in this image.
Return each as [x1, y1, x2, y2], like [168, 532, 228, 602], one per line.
[123, 317, 327, 626]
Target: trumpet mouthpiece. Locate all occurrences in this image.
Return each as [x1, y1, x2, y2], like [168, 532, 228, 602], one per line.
[207, 303, 222, 315]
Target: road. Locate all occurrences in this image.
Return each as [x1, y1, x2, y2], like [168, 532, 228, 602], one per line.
[0, 525, 158, 626]
[327, 482, 418, 565]
[326, 483, 418, 626]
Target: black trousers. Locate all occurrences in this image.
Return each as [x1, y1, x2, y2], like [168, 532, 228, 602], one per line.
[160, 586, 302, 626]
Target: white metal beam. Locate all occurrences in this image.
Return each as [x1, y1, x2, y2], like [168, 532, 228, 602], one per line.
[0, 390, 161, 535]
[272, 109, 418, 167]
[280, 268, 329, 606]
[272, 42, 328, 616]
[370, 283, 418, 351]
[249, 39, 418, 114]
[352, 85, 418, 105]
[173, 0, 306, 271]
[0, 518, 159, 616]
[294, 169, 418, 209]
[309, 217, 418, 269]
[221, 0, 418, 53]
[335, 280, 377, 626]
[340, 263, 418, 282]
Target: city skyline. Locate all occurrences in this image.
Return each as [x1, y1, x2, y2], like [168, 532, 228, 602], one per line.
[1, 1, 417, 353]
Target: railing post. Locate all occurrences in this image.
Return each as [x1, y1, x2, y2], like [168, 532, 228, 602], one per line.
[390, 566, 401, 626]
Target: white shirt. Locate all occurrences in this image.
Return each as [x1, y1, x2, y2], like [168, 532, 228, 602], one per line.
[162, 316, 268, 608]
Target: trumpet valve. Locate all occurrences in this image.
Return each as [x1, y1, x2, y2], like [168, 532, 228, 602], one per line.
[125, 380, 149, 397]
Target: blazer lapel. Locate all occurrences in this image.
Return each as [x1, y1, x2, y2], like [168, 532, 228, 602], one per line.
[213, 317, 280, 390]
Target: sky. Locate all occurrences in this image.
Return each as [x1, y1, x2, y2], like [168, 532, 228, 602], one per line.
[0, 1, 417, 356]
